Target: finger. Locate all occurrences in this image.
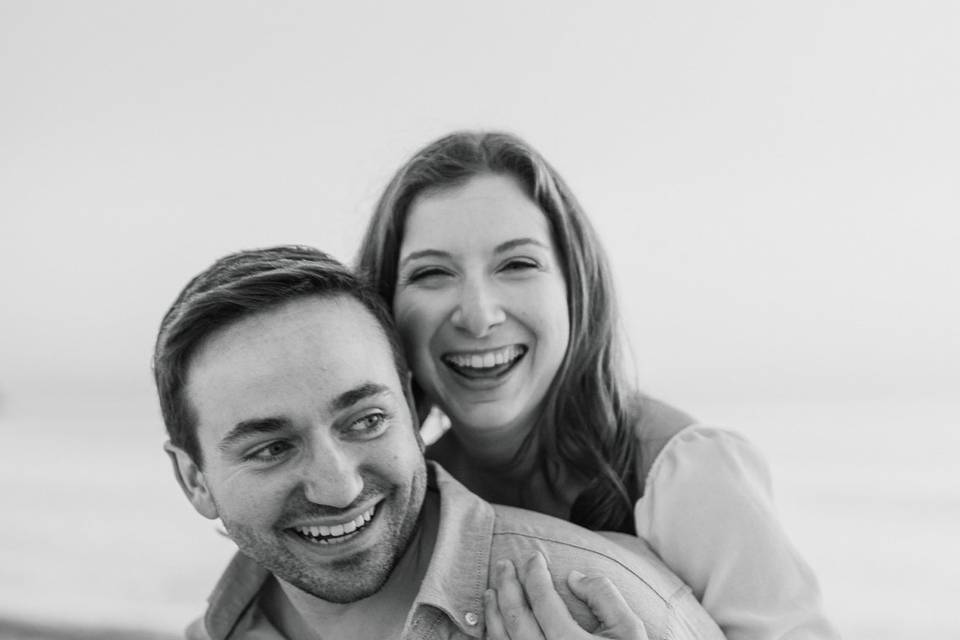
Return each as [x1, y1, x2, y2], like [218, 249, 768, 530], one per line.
[517, 552, 583, 638]
[494, 559, 546, 640]
[567, 571, 648, 639]
[484, 588, 511, 640]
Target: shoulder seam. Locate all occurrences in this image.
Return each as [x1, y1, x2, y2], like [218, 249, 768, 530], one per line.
[491, 530, 676, 604]
[641, 423, 699, 490]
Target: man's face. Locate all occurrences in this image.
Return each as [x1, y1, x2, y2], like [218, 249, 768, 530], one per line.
[168, 294, 426, 603]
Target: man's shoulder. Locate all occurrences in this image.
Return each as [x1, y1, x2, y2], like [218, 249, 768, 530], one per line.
[491, 504, 685, 598]
[490, 505, 723, 640]
[185, 616, 211, 640]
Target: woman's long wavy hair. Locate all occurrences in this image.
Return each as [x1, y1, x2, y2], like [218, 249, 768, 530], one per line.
[356, 131, 642, 533]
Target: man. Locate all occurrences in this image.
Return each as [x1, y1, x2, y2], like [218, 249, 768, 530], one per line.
[154, 245, 722, 639]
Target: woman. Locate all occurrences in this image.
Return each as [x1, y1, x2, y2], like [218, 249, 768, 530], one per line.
[356, 131, 838, 639]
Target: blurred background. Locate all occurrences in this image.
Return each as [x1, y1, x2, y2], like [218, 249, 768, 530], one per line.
[1, 1, 958, 638]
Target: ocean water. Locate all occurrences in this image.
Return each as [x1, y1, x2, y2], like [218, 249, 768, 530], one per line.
[1, 392, 957, 638]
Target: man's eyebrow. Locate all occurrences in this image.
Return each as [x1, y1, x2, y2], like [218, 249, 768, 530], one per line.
[399, 238, 549, 268]
[218, 417, 291, 452]
[215, 385, 392, 452]
[330, 382, 393, 412]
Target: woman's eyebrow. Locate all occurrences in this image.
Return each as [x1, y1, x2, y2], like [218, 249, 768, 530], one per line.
[399, 249, 450, 268]
[494, 238, 549, 254]
[400, 239, 549, 267]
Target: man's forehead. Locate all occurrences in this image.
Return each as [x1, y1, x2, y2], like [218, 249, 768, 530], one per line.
[185, 295, 402, 425]
[194, 295, 388, 364]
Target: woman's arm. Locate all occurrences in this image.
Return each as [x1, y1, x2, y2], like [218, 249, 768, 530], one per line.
[635, 426, 839, 640]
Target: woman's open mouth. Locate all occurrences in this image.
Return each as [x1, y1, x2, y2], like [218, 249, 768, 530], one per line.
[442, 345, 526, 380]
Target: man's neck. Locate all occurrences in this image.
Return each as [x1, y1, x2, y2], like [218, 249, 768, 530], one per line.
[262, 493, 440, 640]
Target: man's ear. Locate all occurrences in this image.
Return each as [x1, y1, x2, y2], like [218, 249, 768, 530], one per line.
[164, 441, 219, 520]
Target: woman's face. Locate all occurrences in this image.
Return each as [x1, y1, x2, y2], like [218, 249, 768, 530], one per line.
[393, 173, 570, 440]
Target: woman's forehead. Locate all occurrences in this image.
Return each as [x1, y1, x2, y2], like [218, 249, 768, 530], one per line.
[400, 174, 553, 254]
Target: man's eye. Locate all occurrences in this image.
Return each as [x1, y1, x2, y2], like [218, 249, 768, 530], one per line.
[346, 412, 388, 437]
[246, 441, 293, 462]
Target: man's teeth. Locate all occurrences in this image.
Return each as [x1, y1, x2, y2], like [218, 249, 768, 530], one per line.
[446, 345, 524, 369]
[295, 507, 374, 542]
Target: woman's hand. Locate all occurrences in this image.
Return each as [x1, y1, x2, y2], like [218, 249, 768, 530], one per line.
[483, 552, 649, 640]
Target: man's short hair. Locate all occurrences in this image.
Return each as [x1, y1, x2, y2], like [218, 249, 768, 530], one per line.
[153, 245, 409, 468]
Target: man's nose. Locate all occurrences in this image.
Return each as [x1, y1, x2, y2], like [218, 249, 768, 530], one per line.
[450, 279, 506, 338]
[300, 441, 364, 509]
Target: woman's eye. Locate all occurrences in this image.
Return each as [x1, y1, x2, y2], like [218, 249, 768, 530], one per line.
[246, 441, 293, 462]
[500, 258, 539, 272]
[407, 267, 450, 283]
[347, 412, 388, 437]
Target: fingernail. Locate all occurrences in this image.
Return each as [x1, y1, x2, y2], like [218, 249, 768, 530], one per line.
[532, 551, 550, 572]
[569, 569, 586, 585]
[523, 553, 538, 571]
[496, 559, 514, 578]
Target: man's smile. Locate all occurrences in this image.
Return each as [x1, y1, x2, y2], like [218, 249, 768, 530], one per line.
[289, 505, 377, 545]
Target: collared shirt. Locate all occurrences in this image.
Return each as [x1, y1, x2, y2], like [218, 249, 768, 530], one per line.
[188, 463, 723, 640]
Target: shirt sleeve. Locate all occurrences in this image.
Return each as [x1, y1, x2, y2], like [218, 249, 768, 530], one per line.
[185, 617, 211, 640]
[634, 426, 840, 640]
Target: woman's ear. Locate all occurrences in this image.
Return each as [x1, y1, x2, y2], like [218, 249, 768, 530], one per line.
[163, 441, 219, 520]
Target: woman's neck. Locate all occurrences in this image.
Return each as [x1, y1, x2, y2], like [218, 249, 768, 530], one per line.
[447, 418, 536, 471]
[430, 425, 585, 519]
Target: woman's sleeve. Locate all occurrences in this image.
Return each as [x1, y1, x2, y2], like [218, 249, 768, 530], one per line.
[634, 426, 840, 640]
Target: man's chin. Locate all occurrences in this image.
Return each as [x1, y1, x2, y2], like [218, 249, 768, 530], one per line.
[275, 547, 396, 603]
[298, 575, 390, 604]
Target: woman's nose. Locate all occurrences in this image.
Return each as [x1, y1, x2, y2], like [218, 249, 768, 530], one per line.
[300, 442, 364, 508]
[450, 280, 506, 337]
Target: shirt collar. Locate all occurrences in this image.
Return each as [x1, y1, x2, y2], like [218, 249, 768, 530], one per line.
[409, 462, 494, 638]
[204, 551, 270, 640]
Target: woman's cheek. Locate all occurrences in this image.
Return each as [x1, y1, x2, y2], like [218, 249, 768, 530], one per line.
[392, 296, 418, 341]
[394, 295, 435, 368]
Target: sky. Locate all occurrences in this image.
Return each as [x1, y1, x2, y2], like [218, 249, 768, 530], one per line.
[2, 1, 958, 408]
[1, 1, 958, 635]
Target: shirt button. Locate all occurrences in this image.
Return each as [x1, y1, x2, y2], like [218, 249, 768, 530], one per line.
[464, 612, 479, 626]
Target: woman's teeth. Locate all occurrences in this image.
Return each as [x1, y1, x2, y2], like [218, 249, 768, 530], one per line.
[445, 345, 525, 370]
[294, 506, 375, 543]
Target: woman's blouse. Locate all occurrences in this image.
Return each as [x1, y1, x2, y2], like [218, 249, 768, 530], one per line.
[634, 423, 840, 640]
